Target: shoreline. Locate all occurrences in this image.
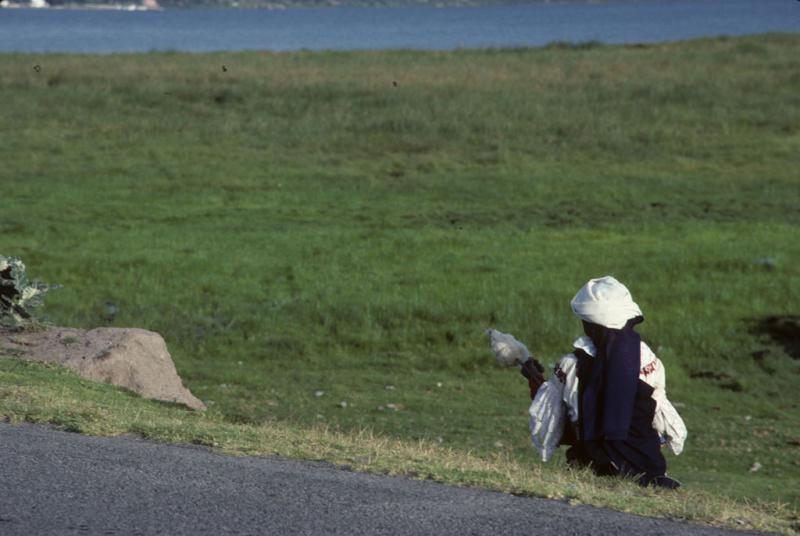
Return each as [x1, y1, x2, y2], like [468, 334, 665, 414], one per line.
[0, 0, 628, 11]
[0, 0, 162, 9]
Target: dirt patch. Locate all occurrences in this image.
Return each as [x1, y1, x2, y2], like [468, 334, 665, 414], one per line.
[753, 315, 800, 360]
[688, 370, 744, 392]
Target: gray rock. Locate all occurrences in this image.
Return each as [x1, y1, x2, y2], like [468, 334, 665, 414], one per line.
[1, 327, 205, 411]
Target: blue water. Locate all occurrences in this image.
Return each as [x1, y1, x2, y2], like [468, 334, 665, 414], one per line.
[0, 0, 798, 53]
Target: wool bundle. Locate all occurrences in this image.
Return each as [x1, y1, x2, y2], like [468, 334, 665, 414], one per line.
[485, 328, 532, 367]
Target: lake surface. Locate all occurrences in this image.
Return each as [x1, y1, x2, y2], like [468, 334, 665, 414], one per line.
[0, 0, 798, 53]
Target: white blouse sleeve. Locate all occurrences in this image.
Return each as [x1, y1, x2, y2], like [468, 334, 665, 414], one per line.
[559, 354, 580, 423]
[640, 342, 687, 455]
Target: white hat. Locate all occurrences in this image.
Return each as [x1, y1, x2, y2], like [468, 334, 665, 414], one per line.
[570, 276, 643, 329]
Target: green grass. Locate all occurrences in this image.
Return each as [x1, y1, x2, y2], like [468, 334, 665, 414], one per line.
[1, 33, 799, 528]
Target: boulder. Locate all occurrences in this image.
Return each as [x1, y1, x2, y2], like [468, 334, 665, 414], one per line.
[1, 327, 205, 411]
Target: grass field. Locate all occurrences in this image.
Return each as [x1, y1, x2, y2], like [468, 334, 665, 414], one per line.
[1, 34, 799, 530]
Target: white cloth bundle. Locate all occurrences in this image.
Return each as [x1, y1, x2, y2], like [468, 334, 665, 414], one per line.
[485, 329, 532, 367]
[528, 381, 565, 462]
[570, 276, 643, 329]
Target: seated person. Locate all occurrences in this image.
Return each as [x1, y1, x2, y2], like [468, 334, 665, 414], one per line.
[521, 276, 686, 489]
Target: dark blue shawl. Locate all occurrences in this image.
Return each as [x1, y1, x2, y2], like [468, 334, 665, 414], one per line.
[578, 317, 643, 441]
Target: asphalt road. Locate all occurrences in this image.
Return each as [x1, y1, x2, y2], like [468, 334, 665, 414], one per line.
[0, 423, 757, 536]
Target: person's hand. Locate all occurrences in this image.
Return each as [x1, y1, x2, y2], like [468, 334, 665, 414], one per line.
[520, 359, 546, 399]
[520, 359, 545, 380]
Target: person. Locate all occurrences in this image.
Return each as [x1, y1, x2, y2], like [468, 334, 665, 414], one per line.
[521, 276, 686, 489]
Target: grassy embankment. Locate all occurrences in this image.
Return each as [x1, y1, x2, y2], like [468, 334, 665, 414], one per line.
[1, 34, 798, 532]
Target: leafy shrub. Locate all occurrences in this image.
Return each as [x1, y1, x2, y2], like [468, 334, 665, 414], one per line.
[0, 255, 55, 328]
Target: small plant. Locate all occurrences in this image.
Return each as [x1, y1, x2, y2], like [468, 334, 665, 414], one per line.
[0, 255, 55, 328]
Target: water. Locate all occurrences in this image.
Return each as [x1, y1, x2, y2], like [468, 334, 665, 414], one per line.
[0, 0, 797, 53]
